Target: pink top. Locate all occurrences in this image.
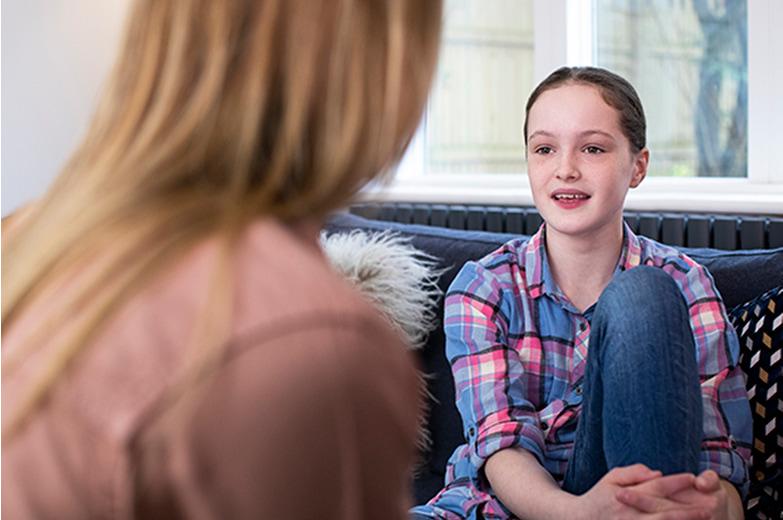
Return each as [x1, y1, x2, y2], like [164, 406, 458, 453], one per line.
[3, 219, 420, 519]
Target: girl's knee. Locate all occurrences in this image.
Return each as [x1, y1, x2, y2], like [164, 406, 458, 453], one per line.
[595, 266, 686, 324]
[603, 266, 679, 305]
[592, 266, 693, 361]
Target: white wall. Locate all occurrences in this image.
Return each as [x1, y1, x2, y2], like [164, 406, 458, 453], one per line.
[1, 0, 130, 216]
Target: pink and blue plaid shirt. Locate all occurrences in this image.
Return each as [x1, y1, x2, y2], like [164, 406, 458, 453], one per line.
[417, 223, 751, 519]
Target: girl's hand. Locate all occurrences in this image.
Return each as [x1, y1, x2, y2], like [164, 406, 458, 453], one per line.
[577, 464, 708, 520]
[669, 470, 732, 520]
[616, 470, 729, 520]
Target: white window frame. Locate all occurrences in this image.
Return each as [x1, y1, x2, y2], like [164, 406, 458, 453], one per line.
[368, 0, 783, 215]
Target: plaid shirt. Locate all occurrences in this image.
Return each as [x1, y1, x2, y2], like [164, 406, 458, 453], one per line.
[418, 223, 752, 520]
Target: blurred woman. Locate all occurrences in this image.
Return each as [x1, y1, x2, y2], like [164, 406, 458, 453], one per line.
[2, 1, 442, 518]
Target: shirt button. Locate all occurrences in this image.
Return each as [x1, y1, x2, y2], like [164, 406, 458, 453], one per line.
[540, 421, 548, 431]
[575, 386, 583, 396]
[468, 427, 475, 437]
[578, 323, 586, 332]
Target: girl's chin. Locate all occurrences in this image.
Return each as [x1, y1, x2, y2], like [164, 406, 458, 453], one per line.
[541, 207, 591, 230]
[545, 221, 595, 238]
[543, 212, 624, 240]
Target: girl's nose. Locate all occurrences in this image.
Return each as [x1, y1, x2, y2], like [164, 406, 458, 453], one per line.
[555, 153, 580, 181]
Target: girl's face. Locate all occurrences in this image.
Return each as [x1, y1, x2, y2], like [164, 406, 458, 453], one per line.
[526, 83, 648, 241]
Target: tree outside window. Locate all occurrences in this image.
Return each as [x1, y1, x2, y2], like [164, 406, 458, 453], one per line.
[595, 0, 747, 178]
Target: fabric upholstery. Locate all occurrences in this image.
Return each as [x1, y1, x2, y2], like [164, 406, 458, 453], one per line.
[729, 286, 783, 519]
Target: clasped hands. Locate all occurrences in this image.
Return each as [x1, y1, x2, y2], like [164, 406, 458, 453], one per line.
[578, 464, 732, 520]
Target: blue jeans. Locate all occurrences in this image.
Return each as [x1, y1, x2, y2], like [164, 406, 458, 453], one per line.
[562, 266, 703, 495]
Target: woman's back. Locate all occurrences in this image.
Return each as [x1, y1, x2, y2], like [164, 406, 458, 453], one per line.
[2, 219, 420, 519]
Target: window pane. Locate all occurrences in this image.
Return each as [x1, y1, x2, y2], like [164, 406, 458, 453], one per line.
[595, 0, 747, 178]
[424, 0, 534, 175]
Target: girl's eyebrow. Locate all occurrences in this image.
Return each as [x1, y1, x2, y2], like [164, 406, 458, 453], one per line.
[580, 130, 616, 140]
[527, 130, 555, 141]
[528, 129, 616, 141]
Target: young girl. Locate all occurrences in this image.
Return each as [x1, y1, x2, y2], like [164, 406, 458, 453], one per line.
[412, 67, 752, 520]
[2, 1, 442, 518]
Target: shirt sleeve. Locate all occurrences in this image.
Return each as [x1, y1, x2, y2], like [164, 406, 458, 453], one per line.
[445, 260, 546, 482]
[665, 257, 752, 498]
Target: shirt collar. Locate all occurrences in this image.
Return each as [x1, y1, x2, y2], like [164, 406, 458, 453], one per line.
[522, 221, 643, 300]
[522, 224, 550, 299]
[617, 221, 643, 272]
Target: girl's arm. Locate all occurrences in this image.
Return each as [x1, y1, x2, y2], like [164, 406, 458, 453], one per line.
[444, 261, 550, 488]
[719, 479, 744, 520]
[661, 258, 752, 492]
[487, 448, 703, 520]
[485, 448, 577, 519]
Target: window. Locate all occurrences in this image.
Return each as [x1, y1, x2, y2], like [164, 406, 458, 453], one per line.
[595, 0, 747, 178]
[384, 0, 783, 215]
[425, 0, 533, 175]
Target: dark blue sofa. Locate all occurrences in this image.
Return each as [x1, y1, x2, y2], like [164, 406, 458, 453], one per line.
[325, 211, 783, 519]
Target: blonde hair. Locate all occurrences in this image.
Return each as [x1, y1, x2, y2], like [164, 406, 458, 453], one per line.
[3, 0, 442, 439]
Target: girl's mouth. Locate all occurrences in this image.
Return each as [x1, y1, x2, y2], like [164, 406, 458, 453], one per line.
[551, 191, 590, 209]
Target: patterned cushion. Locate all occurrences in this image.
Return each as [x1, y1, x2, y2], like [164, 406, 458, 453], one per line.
[729, 286, 783, 519]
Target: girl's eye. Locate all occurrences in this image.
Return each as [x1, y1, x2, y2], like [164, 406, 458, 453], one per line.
[584, 146, 605, 154]
[534, 146, 553, 155]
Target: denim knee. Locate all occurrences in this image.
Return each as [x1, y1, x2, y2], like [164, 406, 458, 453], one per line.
[591, 266, 692, 361]
[594, 266, 687, 325]
[601, 265, 681, 307]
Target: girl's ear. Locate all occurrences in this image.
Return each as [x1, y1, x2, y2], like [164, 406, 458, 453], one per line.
[629, 148, 649, 189]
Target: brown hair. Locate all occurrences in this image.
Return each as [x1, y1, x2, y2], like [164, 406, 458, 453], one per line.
[523, 66, 647, 152]
[3, 0, 442, 439]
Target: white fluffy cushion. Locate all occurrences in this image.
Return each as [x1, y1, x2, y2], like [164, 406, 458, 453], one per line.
[320, 230, 443, 456]
[320, 230, 442, 351]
